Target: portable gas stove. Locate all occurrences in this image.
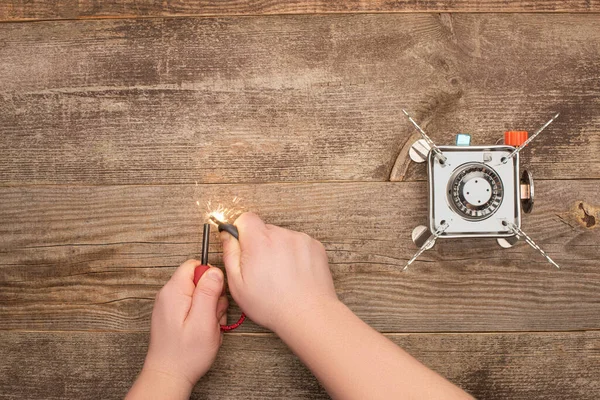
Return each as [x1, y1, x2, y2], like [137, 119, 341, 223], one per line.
[402, 110, 561, 270]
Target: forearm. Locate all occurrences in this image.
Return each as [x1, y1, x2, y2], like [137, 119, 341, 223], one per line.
[276, 300, 473, 400]
[125, 367, 193, 400]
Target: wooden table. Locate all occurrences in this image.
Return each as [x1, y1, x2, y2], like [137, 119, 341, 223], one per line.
[1, 2, 599, 399]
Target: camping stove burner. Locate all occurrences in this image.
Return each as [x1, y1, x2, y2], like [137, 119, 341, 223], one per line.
[402, 109, 561, 270]
[447, 162, 503, 221]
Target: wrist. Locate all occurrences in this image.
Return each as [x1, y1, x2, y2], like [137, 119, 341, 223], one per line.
[274, 297, 346, 340]
[136, 365, 194, 399]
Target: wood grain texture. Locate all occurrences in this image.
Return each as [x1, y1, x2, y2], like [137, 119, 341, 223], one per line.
[0, 330, 598, 399]
[1, 0, 600, 21]
[1, 181, 598, 333]
[1, 14, 599, 184]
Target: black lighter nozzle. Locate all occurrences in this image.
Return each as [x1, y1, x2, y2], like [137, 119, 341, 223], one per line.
[218, 223, 239, 240]
[201, 223, 210, 265]
[207, 215, 239, 240]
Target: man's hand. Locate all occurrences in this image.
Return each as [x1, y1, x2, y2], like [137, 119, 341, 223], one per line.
[126, 260, 228, 399]
[219, 213, 472, 400]
[220, 212, 338, 333]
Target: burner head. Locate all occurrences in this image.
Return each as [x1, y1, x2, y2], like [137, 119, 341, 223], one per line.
[447, 162, 504, 221]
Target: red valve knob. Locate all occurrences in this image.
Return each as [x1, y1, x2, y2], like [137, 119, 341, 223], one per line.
[504, 131, 528, 147]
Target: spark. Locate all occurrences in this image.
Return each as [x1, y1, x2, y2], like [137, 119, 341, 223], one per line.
[200, 198, 244, 226]
[209, 213, 225, 225]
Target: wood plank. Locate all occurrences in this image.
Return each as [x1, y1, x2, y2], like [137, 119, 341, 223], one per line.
[0, 330, 598, 399]
[1, 14, 599, 184]
[1, 0, 600, 21]
[1, 182, 598, 333]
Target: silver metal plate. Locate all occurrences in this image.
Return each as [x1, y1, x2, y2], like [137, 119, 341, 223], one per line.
[428, 145, 521, 238]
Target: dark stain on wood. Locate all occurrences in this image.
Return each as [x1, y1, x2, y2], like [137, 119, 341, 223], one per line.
[557, 201, 600, 231]
[578, 202, 598, 229]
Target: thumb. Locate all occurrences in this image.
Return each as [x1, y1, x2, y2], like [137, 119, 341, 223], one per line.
[220, 230, 242, 286]
[188, 267, 224, 328]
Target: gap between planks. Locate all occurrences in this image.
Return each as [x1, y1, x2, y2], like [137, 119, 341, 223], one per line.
[0, 177, 596, 190]
[3, 11, 600, 25]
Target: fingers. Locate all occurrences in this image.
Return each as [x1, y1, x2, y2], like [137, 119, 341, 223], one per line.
[167, 259, 201, 295]
[172, 259, 202, 280]
[220, 230, 242, 285]
[217, 295, 228, 326]
[187, 267, 224, 330]
[221, 212, 269, 284]
[235, 212, 268, 249]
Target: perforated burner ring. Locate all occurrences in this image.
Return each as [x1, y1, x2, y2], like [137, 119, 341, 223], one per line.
[447, 162, 504, 221]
